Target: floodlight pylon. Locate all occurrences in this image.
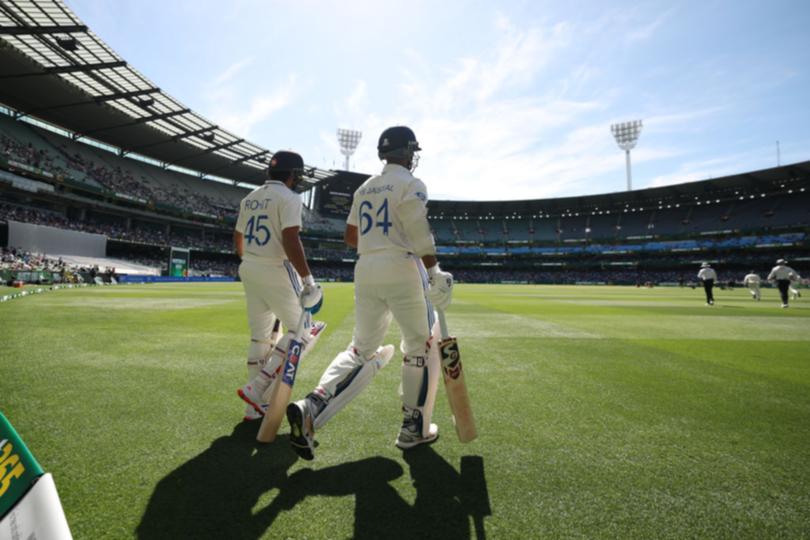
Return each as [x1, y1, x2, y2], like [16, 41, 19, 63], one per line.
[336, 128, 362, 171]
[611, 120, 643, 191]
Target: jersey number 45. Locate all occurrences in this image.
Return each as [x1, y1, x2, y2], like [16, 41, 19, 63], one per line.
[359, 199, 392, 236]
[245, 214, 271, 246]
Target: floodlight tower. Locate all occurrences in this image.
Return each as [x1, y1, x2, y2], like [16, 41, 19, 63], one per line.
[611, 120, 643, 191]
[336, 128, 362, 171]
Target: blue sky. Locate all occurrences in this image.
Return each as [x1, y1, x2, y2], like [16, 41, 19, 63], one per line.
[67, 0, 810, 200]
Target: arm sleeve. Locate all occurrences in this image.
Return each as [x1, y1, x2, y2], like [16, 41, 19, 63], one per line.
[399, 178, 435, 257]
[280, 194, 303, 230]
[235, 201, 247, 234]
[767, 270, 776, 280]
[346, 194, 359, 227]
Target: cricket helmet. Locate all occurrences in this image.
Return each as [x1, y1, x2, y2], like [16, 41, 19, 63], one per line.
[377, 126, 421, 165]
[267, 150, 305, 187]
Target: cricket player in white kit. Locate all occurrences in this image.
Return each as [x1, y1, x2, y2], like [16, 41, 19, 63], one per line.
[286, 126, 454, 460]
[768, 259, 800, 308]
[233, 151, 325, 421]
[697, 262, 717, 305]
[743, 270, 761, 301]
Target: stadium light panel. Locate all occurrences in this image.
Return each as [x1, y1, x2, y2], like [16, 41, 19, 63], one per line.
[336, 128, 362, 170]
[611, 119, 643, 191]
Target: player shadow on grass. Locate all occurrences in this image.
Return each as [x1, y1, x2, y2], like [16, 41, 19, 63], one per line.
[402, 447, 492, 540]
[136, 421, 298, 540]
[257, 446, 491, 540]
[137, 422, 491, 540]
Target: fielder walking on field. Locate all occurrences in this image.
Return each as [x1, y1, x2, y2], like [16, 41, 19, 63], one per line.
[233, 151, 325, 421]
[768, 259, 800, 308]
[286, 126, 454, 460]
[743, 270, 761, 301]
[698, 262, 717, 305]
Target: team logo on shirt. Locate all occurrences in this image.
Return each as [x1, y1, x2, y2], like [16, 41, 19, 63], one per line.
[415, 192, 427, 202]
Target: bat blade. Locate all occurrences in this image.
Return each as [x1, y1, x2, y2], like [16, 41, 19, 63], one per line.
[440, 336, 477, 443]
[257, 337, 303, 443]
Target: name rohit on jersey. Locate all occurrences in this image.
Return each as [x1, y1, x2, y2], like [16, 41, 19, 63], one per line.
[357, 185, 394, 196]
[244, 198, 272, 211]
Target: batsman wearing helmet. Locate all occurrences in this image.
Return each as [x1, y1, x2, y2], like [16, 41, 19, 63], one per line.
[234, 151, 325, 422]
[286, 126, 454, 460]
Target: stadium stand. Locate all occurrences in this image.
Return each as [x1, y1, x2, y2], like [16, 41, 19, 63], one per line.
[4, 111, 810, 286]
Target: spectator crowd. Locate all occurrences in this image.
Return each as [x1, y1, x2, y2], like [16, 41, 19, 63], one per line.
[2, 131, 239, 220]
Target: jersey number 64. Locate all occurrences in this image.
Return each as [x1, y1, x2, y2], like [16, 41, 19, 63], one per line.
[359, 199, 392, 236]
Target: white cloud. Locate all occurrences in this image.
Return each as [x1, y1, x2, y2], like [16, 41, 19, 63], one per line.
[646, 153, 762, 189]
[213, 57, 253, 86]
[344, 80, 368, 116]
[337, 17, 622, 200]
[643, 107, 726, 134]
[206, 74, 298, 138]
[625, 7, 676, 43]
[309, 14, 748, 201]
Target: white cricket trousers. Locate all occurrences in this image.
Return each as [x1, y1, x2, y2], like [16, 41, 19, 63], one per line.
[239, 259, 303, 342]
[352, 251, 435, 359]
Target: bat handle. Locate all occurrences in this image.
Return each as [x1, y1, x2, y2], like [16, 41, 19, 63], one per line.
[437, 309, 450, 340]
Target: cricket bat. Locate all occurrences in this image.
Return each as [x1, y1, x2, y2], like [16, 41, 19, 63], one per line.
[256, 310, 310, 443]
[437, 309, 477, 443]
[259, 318, 283, 402]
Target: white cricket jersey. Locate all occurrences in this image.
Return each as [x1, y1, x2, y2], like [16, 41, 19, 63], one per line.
[743, 273, 761, 285]
[768, 265, 799, 281]
[347, 163, 435, 256]
[698, 268, 717, 281]
[235, 181, 302, 263]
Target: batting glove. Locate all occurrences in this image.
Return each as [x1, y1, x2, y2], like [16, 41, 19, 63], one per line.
[300, 275, 323, 314]
[427, 264, 453, 310]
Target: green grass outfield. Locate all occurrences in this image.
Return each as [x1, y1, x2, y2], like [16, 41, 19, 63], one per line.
[2, 283, 809, 539]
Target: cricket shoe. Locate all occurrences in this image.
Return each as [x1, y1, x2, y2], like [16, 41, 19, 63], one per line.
[287, 399, 316, 461]
[243, 403, 267, 422]
[396, 408, 439, 450]
[238, 382, 268, 414]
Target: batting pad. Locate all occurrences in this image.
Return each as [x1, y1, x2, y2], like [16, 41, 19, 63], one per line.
[400, 317, 441, 437]
[312, 346, 392, 430]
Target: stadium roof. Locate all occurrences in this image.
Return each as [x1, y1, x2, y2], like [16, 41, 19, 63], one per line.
[0, 0, 334, 190]
[428, 160, 810, 217]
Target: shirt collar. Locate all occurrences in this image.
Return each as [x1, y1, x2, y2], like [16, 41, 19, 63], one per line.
[382, 163, 411, 175]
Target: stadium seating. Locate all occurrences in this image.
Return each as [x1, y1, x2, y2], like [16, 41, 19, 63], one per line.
[3, 109, 809, 285]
